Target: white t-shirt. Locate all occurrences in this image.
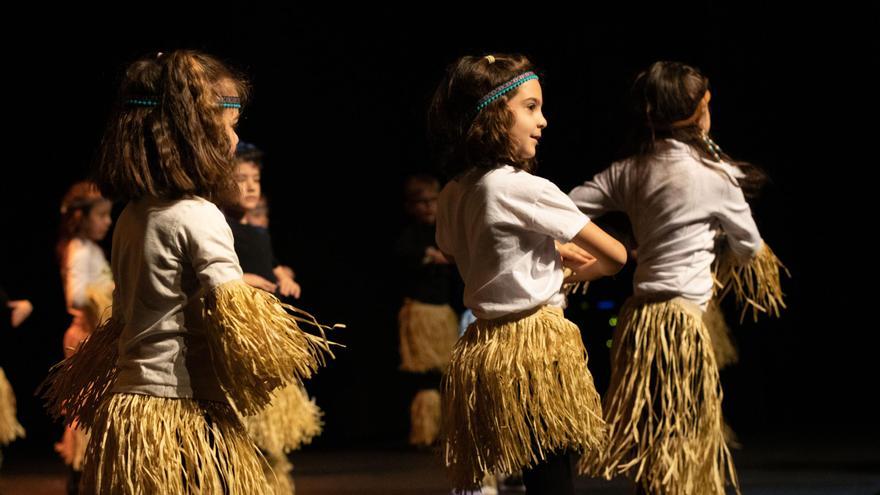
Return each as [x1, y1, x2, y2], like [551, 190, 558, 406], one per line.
[63, 237, 112, 321]
[569, 139, 763, 309]
[110, 196, 242, 402]
[436, 165, 590, 320]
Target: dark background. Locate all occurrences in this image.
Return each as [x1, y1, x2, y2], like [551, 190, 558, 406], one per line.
[1, 6, 876, 463]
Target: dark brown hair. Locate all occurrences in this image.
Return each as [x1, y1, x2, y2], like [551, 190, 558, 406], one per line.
[624, 61, 767, 198]
[428, 54, 539, 177]
[95, 50, 249, 204]
[234, 141, 264, 169]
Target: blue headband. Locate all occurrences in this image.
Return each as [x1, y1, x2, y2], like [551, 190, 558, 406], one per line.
[476, 71, 538, 111]
[125, 96, 242, 109]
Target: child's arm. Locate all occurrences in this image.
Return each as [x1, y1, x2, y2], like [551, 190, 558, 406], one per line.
[8, 299, 33, 328]
[556, 241, 595, 268]
[711, 173, 787, 321]
[569, 164, 623, 219]
[441, 252, 455, 265]
[184, 203, 333, 415]
[272, 267, 301, 299]
[566, 222, 627, 280]
[713, 175, 763, 261]
[243, 273, 278, 293]
[525, 178, 627, 277]
[274, 265, 295, 280]
[424, 246, 451, 265]
[563, 165, 629, 280]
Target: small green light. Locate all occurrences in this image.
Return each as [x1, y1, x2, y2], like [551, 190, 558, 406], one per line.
[606, 339, 613, 349]
[609, 316, 618, 327]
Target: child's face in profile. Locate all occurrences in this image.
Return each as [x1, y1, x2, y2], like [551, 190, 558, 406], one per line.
[405, 183, 439, 225]
[505, 79, 547, 161]
[84, 200, 113, 242]
[234, 161, 261, 212]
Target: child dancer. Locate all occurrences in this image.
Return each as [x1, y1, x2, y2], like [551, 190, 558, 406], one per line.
[430, 53, 627, 494]
[395, 173, 459, 447]
[572, 61, 786, 495]
[41, 50, 334, 494]
[227, 141, 321, 493]
[227, 142, 300, 299]
[54, 181, 114, 493]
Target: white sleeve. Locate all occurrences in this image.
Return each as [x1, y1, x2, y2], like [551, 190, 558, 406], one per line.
[713, 175, 763, 260]
[435, 225, 451, 256]
[180, 203, 243, 290]
[64, 240, 90, 309]
[569, 163, 623, 219]
[498, 177, 589, 242]
[435, 188, 452, 255]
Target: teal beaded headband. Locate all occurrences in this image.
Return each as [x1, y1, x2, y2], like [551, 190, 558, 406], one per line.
[125, 96, 242, 109]
[476, 71, 538, 112]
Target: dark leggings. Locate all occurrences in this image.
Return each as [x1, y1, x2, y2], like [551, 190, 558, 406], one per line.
[66, 467, 81, 495]
[521, 451, 574, 495]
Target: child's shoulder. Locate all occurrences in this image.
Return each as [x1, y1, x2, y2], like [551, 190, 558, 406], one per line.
[174, 198, 228, 235]
[154, 196, 223, 218]
[173, 196, 222, 214]
[481, 165, 550, 193]
[441, 166, 553, 206]
[127, 196, 225, 228]
[656, 142, 743, 195]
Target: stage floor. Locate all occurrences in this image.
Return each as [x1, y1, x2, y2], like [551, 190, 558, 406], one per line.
[2, 435, 879, 494]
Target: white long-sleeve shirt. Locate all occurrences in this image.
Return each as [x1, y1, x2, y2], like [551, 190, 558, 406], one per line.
[110, 196, 242, 402]
[569, 139, 763, 309]
[437, 165, 590, 320]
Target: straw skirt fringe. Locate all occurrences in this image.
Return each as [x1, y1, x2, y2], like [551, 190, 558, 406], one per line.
[399, 299, 459, 373]
[442, 306, 605, 489]
[579, 296, 738, 495]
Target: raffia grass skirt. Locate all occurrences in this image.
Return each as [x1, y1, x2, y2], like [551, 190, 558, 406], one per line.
[703, 298, 738, 370]
[261, 449, 295, 495]
[442, 305, 605, 489]
[244, 382, 323, 455]
[40, 280, 338, 493]
[241, 383, 321, 494]
[579, 295, 738, 495]
[409, 388, 441, 446]
[0, 367, 25, 446]
[399, 299, 459, 373]
[80, 393, 270, 494]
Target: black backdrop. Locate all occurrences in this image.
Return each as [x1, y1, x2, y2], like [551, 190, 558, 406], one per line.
[1, 7, 876, 458]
